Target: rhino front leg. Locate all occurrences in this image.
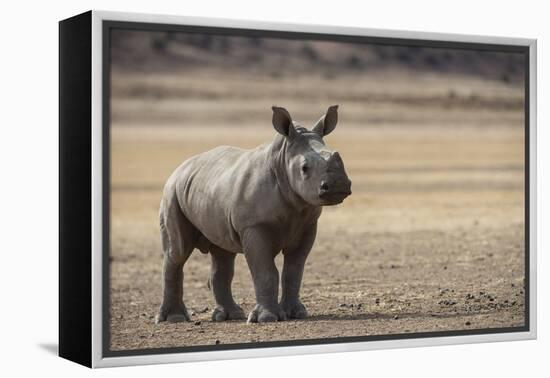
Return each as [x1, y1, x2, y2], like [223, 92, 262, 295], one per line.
[209, 246, 246, 321]
[280, 223, 317, 319]
[242, 226, 287, 323]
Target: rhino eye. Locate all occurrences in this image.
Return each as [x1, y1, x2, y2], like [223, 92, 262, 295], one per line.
[301, 165, 309, 174]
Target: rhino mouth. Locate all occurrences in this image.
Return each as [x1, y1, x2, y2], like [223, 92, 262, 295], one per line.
[319, 191, 351, 205]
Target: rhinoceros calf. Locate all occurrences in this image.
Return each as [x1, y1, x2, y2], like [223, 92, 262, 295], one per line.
[155, 105, 352, 323]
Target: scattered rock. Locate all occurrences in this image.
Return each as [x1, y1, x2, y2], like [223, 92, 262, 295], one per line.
[465, 321, 471, 326]
[439, 299, 457, 306]
[393, 315, 399, 320]
[215, 339, 221, 345]
[194, 321, 202, 326]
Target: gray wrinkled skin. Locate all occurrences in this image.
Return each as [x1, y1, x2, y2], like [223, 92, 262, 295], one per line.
[155, 106, 352, 324]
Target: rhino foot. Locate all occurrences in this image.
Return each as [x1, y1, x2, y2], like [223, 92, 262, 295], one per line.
[155, 303, 191, 324]
[281, 299, 308, 319]
[212, 305, 246, 321]
[247, 304, 287, 323]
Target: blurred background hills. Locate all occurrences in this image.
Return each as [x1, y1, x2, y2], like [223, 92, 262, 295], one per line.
[110, 29, 525, 128]
[112, 30, 525, 83]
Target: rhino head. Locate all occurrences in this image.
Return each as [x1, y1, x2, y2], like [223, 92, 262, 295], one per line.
[271, 105, 352, 206]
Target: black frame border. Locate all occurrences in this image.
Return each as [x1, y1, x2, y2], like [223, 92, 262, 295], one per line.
[101, 19, 531, 359]
[59, 10, 93, 367]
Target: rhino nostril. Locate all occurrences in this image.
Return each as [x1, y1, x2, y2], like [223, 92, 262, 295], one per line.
[320, 181, 329, 192]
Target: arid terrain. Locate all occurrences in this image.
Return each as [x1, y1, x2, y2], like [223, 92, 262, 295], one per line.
[109, 38, 526, 352]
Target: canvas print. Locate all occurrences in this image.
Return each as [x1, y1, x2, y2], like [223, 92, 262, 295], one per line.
[107, 27, 527, 352]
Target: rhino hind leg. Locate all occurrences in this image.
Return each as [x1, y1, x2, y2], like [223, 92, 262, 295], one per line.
[155, 195, 197, 324]
[209, 246, 246, 321]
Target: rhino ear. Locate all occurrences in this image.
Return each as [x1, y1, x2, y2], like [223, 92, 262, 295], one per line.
[272, 106, 296, 138]
[313, 105, 339, 136]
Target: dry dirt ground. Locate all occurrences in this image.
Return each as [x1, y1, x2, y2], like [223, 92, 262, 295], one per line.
[109, 72, 525, 351]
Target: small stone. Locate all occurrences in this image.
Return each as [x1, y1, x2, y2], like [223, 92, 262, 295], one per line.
[465, 321, 471, 326]
[215, 339, 221, 345]
[443, 266, 447, 270]
[393, 315, 399, 320]
[375, 298, 380, 304]
[194, 321, 202, 326]
[191, 311, 196, 316]
[340, 303, 347, 307]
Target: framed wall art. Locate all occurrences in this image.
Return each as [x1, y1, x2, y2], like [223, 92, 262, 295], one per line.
[59, 10, 537, 368]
